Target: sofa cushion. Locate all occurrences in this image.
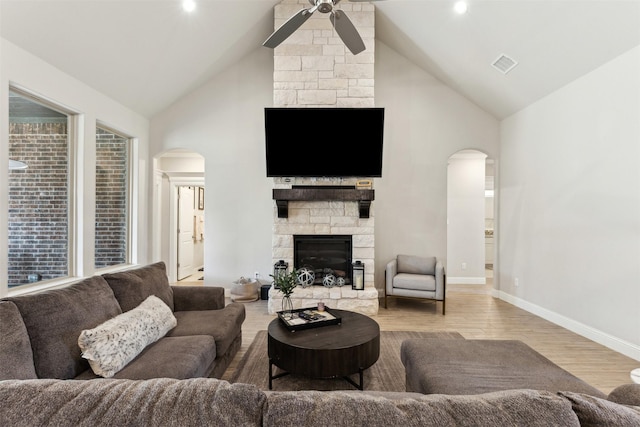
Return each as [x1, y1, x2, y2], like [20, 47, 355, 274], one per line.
[74, 336, 217, 380]
[559, 391, 640, 427]
[263, 389, 580, 427]
[167, 302, 245, 358]
[78, 295, 177, 378]
[7, 276, 122, 379]
[397, 255, 436, 275]
[0, 378, 265, 426]
[393, 273, 436, 291]
[102, 262, 174, 312]
[0, 301, 37, 380]
[401, 339, 606, 398]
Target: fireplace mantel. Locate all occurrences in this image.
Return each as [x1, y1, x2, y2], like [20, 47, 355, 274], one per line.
[272, 187, 375, 219]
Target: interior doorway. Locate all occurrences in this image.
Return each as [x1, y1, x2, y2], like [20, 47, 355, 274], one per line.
[153, 150, 205, 283]
[446, 149, 495, 289]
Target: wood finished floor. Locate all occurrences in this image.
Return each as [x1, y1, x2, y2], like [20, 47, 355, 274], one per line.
[175, 279, 638, 395]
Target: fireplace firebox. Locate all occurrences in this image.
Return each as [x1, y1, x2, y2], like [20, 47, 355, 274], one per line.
[294, 235, 352, 286]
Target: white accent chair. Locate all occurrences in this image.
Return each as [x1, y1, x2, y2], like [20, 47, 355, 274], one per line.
[385, 254, 446, 314]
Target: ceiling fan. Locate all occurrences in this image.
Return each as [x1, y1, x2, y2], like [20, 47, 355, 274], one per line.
[263, 0, 382, 55]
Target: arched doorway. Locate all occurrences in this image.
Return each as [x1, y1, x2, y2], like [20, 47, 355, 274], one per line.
[152, 149, 205, 283]
[446, 149, 495, 290]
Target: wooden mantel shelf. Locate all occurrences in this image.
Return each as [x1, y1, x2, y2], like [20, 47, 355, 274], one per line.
[272, 187, 375, 219]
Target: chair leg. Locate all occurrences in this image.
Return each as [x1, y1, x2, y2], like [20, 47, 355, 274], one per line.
[442, 297, 445, 315]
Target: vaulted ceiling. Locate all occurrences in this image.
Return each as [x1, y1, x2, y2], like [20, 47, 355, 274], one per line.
[2, 0, 639, 119]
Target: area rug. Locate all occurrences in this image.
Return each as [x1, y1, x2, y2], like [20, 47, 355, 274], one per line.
[230, 330, 463, 392]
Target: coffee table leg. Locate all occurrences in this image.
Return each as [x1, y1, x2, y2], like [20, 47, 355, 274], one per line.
[269, 359, 273, 390]
[342, 367, 365, 390]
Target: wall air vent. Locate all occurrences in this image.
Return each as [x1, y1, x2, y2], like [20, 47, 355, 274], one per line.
[492, 54, 518, 74]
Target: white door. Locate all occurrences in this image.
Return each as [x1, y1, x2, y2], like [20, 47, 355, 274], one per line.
[177, 186, 195, 280]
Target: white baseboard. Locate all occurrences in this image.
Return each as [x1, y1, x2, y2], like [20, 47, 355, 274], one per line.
[495, 290, 640, 362]
[447, 277, 486, 285]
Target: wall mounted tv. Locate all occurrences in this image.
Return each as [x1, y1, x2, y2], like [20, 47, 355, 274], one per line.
[265, 107, 384, 177]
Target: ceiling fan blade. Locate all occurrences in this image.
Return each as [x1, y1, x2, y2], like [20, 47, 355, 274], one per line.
[330, 10, 366, 55]
[263, 8, 315, 48]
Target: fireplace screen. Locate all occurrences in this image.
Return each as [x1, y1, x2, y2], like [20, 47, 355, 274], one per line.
[294, 235, 352, 286]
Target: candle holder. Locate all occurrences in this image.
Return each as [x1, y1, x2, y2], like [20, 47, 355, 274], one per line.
[352, 260, 364, 290]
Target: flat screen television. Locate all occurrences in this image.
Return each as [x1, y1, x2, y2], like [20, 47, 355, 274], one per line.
[265, 107, 384, 177]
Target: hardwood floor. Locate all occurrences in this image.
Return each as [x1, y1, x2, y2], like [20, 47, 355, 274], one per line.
[176, 279, 638, 395]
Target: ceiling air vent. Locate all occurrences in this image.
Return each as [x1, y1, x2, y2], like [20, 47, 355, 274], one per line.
[492, 54, 518, 74]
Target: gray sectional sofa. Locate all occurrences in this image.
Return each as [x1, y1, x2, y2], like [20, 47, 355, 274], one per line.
[2, 261, 639, 425]
[0, 262, 245, 380]
[0, 378, 639, 426]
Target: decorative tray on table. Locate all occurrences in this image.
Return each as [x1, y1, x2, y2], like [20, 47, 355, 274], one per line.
[277, 307, 342, 331]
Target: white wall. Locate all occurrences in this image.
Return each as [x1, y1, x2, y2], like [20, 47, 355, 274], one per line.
[0, 39, 150, 297]
[150, 47, 276, 286]
[149, 41, 500, 289]
[499, 46, 640, 358]
[374, 42, 500, 289]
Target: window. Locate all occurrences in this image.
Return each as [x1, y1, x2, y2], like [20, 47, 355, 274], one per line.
[95, 126, 131, 269]
[8, 90, 71, 288]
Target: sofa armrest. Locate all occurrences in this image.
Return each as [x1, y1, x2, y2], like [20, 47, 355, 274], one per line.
[608, 384, 640, 406]
[385, 259, 397, 295]
[171, 286, 225, 311]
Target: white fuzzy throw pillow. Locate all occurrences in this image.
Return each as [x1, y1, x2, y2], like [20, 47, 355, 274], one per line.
[78, 295, 177, 378]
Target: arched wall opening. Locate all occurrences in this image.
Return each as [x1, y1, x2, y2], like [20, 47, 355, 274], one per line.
[152, 149, 205, 283]
[446, 149, 496, 290]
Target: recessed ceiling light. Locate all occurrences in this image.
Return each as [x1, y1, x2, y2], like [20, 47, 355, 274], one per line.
[454, 1, 468, 15]
[183, 0, 196, 13]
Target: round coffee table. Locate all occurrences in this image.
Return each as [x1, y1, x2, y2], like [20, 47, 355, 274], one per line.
[267, 308, 380, 390]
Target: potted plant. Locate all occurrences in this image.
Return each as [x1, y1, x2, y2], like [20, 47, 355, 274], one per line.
[270, 269, 298, 317]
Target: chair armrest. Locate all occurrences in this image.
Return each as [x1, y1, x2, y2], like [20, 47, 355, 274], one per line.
[171, 286, 226, 311]
[435, 261, 445, 300]
[385, 259, 397, 295]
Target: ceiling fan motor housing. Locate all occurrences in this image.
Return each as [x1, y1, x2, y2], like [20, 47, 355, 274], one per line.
[316, 0, 334, 14]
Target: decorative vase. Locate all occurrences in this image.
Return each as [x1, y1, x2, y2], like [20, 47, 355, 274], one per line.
[281, 295, 293, 319]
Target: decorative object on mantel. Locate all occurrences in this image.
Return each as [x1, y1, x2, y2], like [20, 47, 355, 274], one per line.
[352, 260, 365, 290]
[336, 276, 346, 287]
[296, 267, 315, 288]
[263, 0, 385, 56]
[270, 269, 299, 319]
[273, 260, 288, 281]
[322, 274, 336, 288]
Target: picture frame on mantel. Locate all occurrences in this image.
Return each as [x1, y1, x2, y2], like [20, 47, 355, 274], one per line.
[198, 187, 204, 210]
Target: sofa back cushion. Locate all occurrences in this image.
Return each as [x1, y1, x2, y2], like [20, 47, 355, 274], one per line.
[263, 389, 580, 427]
[0, 378, 266, 426]
[7, 276, 122, 379]
[102, 262, 174, 312]
[397, 255, 436, 276]
[0, 301, 37, 380]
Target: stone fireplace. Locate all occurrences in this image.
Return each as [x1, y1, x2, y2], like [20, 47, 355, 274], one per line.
[267, 0, 378, 315]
